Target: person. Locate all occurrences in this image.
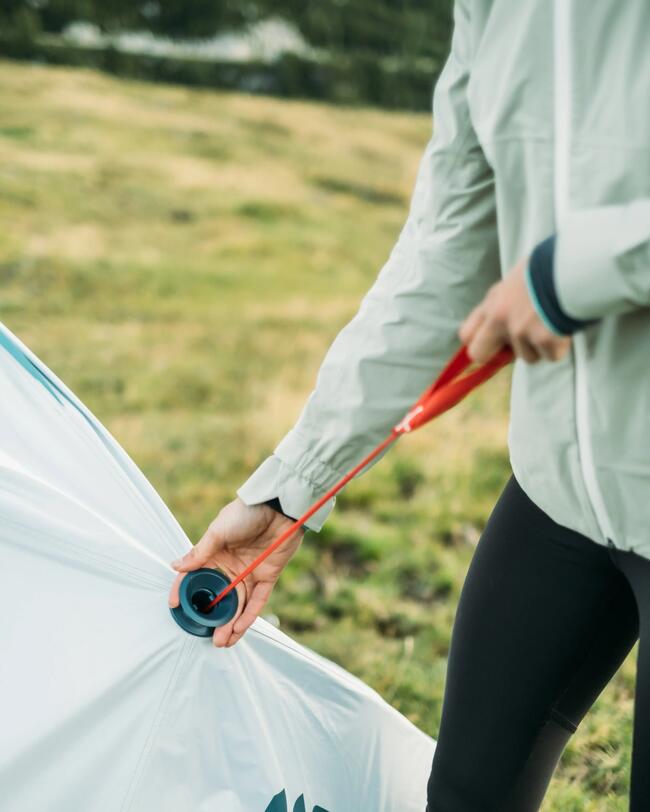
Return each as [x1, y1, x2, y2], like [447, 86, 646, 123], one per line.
[169, 1, 650, 808]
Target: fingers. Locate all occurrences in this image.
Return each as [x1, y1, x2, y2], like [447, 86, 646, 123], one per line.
[550, 339, 571, 361]
[171, 545, 207, 573]
[212, 617, 237, 648]
[209, 579, 248, 648]
[232, 582, 274, 639]
[460, 287, 510, 363]
[168, 571, 184, 608]
[532, 331, 571, 362]
[458, 303, 485, 346]
[171, 523, 224, 573]
[513, 322, 571, 363]
[168, 517, 236, 614]
[510, 333, 541, 364]
[460, 262, 574, 366]
[462, 305, 569, 365]
[466, 317, 508, 363]
[212, 581, 274, 648]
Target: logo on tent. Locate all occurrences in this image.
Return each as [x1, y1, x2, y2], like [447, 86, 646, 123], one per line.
[265, 789, 329, 812]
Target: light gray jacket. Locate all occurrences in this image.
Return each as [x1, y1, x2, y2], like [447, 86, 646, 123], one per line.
[238, 0, 650, 557]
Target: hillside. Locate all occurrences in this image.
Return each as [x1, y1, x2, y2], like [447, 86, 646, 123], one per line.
[0, 60, 634, 810]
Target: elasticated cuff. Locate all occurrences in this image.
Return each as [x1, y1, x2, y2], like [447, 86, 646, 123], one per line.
[237, 455, 335, 532]
[526, 234, 595, 336]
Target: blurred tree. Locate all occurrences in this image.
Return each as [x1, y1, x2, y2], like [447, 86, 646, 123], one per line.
[271, 0, 452, 60]
[32, 0, 245, 34]
[0, 0, 453, 109]
[142, 1, 255, 38]
[0, 0, 42, 49]
[20, 0, 452, 60]
[37, 1, 95, 33]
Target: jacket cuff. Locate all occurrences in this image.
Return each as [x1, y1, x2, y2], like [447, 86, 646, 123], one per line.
[553, 205, 650, 319]
[526, 234, 595, 336]
[236, 454, 336, 532]
[262, 496, 298, 522]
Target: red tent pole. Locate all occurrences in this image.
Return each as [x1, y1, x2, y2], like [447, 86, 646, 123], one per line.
[205, 345, 514, 611]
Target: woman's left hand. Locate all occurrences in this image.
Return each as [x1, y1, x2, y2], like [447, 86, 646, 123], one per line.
[459, 258, 571, 363]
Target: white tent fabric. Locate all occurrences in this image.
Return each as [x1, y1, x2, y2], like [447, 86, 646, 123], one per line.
[0, 322, 435, 812]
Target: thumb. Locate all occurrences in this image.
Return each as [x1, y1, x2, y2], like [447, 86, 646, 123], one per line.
[171, 524, 224, 572]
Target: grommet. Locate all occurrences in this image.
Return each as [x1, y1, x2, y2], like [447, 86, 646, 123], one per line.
[170, 568, 239, 637]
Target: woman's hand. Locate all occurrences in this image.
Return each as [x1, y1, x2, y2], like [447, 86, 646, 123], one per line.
[459, 258, 571, 363]
[168, 497, 304, 648]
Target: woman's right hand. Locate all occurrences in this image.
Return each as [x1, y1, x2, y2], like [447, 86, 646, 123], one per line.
[168, 497, 304, 648]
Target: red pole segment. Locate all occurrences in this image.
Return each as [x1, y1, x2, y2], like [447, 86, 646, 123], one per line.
[205, 345, 514, 611]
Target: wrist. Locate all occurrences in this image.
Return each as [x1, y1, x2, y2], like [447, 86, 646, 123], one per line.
[262, 497, 308, 532]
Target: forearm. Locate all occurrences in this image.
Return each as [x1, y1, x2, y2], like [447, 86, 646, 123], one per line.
[238, 0, 498, 531]
[238, 165, 499, 531]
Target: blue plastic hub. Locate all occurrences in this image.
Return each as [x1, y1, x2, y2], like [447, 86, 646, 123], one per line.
[170, 568, 239, 637]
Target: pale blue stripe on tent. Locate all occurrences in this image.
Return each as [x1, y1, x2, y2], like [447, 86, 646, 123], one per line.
[0, 330, 65, 405]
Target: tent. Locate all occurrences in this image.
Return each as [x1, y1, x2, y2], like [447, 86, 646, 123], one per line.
[0, 322, 435, 811]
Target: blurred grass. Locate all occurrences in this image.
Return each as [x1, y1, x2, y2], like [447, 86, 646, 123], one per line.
[0, 60, 634, 809]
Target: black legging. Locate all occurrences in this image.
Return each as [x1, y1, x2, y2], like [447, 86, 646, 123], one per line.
[426, 475, 648, 811]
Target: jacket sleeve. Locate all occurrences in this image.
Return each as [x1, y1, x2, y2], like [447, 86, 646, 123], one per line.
[237, 0, 500, 531]
[555, 199, 650, 320]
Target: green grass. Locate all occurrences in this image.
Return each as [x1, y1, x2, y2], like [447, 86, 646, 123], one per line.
[0, 59, 634, 809]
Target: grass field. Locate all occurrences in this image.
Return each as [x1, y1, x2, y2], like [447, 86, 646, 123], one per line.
[0, 60, 635, 809]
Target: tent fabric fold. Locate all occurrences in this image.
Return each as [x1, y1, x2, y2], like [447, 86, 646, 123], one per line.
[0, 322, 434, 812]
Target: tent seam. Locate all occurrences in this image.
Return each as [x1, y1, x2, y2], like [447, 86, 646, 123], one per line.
[119, 635, 195, 812]
[0, 515, 169, 589]
[250, 626, 376, 695]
